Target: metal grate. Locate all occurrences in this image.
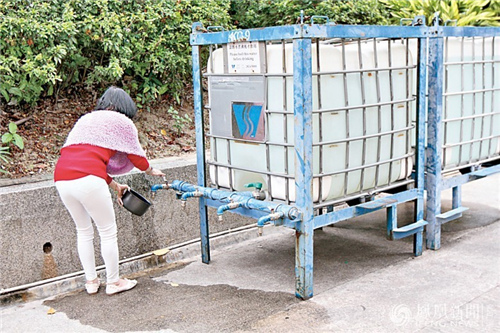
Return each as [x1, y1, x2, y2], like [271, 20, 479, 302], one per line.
[442, 36, 500, 172]
[205, 37, 418, 207]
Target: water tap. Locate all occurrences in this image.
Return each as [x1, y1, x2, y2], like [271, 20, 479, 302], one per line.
[244, 182, 266, 200]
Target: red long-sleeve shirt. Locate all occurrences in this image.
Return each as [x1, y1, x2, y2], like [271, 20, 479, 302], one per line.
[54, 144, 149, 184]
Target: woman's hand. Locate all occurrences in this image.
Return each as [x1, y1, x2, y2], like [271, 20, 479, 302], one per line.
[109, 180, 130, 206]
[145, 166, 165, 177]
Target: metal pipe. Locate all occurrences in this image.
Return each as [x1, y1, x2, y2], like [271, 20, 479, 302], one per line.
[203, 65, 418, 77]
[207, 123, 416, 146]
[180, 190, 203, 208]
[166, 180, 301, 221]
[216, 201, 245, 221]
[230, 191, 255, 198]
[257, 212, 285, 236]
[151, 184, 167, 193]
[151, 178, 169, 198]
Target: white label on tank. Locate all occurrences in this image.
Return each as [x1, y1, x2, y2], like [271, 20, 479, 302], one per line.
[227, 42, 261, 74]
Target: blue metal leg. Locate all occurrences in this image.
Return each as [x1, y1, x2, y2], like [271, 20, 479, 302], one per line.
[426, 174, 442, 250]
[293, 37, 314, 300]
[387, 50, 429, 255]
[295, 226, 313, 299]
[413, 196, 425, 256]
[413, 37, 427, 257]
[386, 202, 424, 255]
[192, 44, 210, 263]
[414, 229, 424, 256]
[426, 35, 444, 251]
[199, 202, 209, 264]
[452, 186, 461, 210]
[386, 204, 397, 240]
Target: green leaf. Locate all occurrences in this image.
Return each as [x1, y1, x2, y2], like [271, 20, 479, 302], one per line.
[19, 80, 27, 91]
[2, 133, 13, 144]
[0, 146, 10, 163]
[8, 87, 22, 97]
[8, 122, 18, 134]
[13, 134, 24, 149]
[158, 84, 169, 95]
[0, 88, 10, 102]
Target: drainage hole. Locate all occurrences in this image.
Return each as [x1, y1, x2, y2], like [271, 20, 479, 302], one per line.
[43, 242, 53, 254]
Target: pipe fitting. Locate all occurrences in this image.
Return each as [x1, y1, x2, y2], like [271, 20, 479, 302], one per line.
[217, 201, 244, 221]
[244, 182, 266, 200]
[257, 212, 285, 227]
[287, 207, 301, 220]
[151, 184, 167, 193]
[168, 180, 302, 230]
[256, 212, 285, 236]
[179, 190, 203, 209]
[180, 190, 203, 201]
[252, 190, 266, 201]
[217, 201, 242, 215]
[151, 177, 170, 193]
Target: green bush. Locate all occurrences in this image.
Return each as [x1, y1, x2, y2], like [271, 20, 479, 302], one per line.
[4, 0, 495, 109]
[380, 0, 500, 26]
[230, 0, 390, 29]
[0, 0, 233, 106]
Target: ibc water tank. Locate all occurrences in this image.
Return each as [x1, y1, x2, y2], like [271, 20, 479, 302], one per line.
[442, 37, 500, 170]
[207, 39, 415, 203]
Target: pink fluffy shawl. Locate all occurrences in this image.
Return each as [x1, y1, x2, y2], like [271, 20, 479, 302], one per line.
[63, 110, 146, 175]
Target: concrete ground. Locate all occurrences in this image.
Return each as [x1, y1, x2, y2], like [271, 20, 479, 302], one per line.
[1, 174, 499, 333]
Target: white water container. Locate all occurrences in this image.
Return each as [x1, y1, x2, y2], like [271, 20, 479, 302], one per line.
[443, 37, 500, 169]
[208, 39, 414, 203]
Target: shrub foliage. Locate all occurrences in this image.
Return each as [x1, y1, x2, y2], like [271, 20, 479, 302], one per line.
[230, 0, 390, 29]
[381, 0, 500, 27]
[0, 0, 232, 105]
[1, 0, 497, 107]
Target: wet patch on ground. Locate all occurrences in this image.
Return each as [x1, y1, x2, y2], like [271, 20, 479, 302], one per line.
[237, 301, 331, 333]
[44, 275, 302, 333]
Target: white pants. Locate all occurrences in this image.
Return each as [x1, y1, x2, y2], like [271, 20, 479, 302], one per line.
[56, 175, 119, 283]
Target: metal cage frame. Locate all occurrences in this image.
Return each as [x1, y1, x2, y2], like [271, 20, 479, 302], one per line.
[425, 25, 500, 250]
[149, 20, 500, 299]
[187, 22, 430, 299]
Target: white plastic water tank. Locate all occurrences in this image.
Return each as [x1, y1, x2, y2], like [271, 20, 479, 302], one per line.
[443, 37, 500, 169]
[208, 40, 414, 203]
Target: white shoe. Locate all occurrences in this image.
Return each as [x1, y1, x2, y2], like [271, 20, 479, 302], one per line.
[85, 279, 100, 295]
[106, 278, 137, 295]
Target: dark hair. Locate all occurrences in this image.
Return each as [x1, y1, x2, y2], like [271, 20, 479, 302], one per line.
[94, 86, 137, 119]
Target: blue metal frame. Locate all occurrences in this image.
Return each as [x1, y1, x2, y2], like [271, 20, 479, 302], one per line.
[192, 43, 210, 263]
[152, 21, 500, 299]
[148, 20, 500, 299]
[185, 22, 431, 300]
[293, 37, 314, 299]
[151, 21, 500, 299]
[425, 25, 500, 250]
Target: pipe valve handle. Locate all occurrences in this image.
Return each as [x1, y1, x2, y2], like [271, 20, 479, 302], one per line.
[244, 182, 263, 191]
